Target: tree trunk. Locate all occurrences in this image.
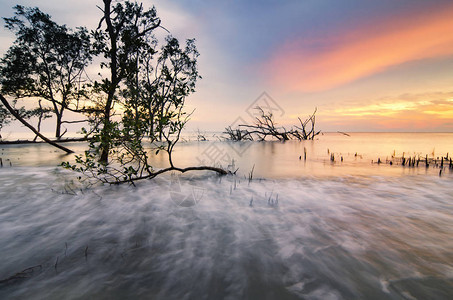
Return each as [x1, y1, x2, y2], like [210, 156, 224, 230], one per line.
[55, 113, 62, 139]
[99, 0, 117, 164]
[33, 100, 44, 142]
[0, 94, 73, 154]
[99, 108, 111, 163]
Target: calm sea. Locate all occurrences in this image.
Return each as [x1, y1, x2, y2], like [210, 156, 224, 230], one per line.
[0, 132, 452, 299]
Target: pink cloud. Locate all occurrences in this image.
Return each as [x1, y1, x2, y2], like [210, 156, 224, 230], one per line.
[265, 3, 453, 92]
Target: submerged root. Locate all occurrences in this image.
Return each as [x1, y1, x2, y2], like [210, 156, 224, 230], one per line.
[0, 265, 42, 286]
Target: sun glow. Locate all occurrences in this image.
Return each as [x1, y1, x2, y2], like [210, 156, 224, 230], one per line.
[315, 95, 453, 130]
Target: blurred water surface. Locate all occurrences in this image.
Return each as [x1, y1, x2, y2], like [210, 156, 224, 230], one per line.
[0, 133, 452, 299]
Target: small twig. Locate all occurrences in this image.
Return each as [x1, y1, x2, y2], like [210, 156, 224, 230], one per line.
[248, 164, 255, 182]
[54, 256, 59, 271]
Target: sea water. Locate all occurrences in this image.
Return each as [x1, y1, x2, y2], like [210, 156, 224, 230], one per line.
[0, 133, 452, 299]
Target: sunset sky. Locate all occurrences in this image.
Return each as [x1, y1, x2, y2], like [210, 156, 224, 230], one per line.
[1, 0, 452, 132]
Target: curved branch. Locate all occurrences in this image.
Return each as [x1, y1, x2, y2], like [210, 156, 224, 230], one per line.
[109, 165, 228, 185]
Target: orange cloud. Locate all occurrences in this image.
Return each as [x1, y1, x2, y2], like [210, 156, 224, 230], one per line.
[266, 3, 453, 92]
[318, 93, 453, 131]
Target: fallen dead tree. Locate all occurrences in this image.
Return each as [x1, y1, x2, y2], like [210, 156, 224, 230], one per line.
[224, 126, 254, 141]
[224, 106, 320, 141]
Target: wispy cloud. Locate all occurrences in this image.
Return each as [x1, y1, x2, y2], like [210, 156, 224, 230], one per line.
[318, 92, 453, 131]
[265, 3, 453, 92]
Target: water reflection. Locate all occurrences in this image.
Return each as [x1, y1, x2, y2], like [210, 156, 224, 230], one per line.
[2, 133, 452, 178]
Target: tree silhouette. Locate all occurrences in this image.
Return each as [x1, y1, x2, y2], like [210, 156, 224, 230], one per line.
[0, 1, 227, 183]
[0, 5, 92, 139]
[63, 0, 226, 184]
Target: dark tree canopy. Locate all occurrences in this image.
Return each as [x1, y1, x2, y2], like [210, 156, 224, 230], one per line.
[0, 102, 12, 132]
[0, 5, 92, 139]
[91, 0, 163, 162]
[0, 1, 227, 183]
[62, 0, 224, 184]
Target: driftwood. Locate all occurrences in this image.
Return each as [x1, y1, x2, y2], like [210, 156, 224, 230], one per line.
[224, 106, 320, 141]
[0, 94, 74, 154]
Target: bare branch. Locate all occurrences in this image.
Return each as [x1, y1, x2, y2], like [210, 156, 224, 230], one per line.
[225, 106, 320, 141]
